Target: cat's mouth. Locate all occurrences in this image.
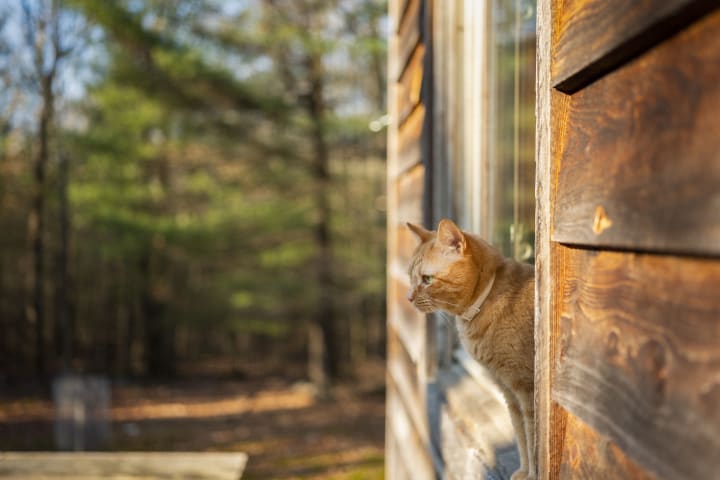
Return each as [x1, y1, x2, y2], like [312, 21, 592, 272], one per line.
[412, 299, 436, 313]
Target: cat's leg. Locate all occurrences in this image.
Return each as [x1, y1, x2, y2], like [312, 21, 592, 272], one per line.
[518, 390, 536, 480]
[500, 387, 528, 480]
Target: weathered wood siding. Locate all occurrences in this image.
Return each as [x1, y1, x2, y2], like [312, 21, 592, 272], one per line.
[536, 2, 720, 479]
[386, 0, 434, 478]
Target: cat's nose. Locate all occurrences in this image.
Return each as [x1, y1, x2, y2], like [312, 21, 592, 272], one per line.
[407, 289, 416, 302]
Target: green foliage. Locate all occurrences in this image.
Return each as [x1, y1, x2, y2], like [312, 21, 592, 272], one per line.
[0, 0, 387, 378]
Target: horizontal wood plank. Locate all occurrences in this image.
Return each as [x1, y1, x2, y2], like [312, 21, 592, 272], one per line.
[386, 375, 435, 480]
[551, 0, 718, 92]
[558, 412, 656, 480]
[552, 246, 720, 480]
[391, 0, 409, 34]
[391, 222, 422, 276]
[388, 324, 427, 444]
[553, 10, 720, 256]
[0, 453, 247, 479]
[396, 45, 425, 127]
[395, 0, 421, 80]
[388, 275, 425, 363]
[393, 104, 424, 178]
[396, 0, 413, 33]
[394, 163, 424, 225]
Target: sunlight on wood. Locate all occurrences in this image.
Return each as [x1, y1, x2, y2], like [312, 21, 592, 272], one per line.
[0, 452, 247, 480]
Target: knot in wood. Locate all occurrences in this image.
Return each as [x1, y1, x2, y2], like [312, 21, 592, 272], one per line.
[592, 205, 613, 235]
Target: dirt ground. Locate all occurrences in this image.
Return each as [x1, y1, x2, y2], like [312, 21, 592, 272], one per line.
[0, 362, 386, 479]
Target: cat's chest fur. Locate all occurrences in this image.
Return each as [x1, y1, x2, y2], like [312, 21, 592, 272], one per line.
[455, 276, 534, 391]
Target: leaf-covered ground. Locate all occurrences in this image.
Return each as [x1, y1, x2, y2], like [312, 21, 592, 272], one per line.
[0, 364, 386, 479]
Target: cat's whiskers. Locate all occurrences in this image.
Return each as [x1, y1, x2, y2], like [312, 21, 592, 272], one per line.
[415, 298, 433, 309]
[414, 297, 465, 320]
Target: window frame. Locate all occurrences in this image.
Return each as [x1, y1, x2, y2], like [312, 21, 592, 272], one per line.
[428, 0, 537, 377]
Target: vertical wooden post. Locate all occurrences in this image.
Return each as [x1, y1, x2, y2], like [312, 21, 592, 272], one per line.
[534, 0, 552, 477]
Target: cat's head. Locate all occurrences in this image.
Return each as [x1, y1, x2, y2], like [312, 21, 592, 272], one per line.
[406, 219, 500, 315]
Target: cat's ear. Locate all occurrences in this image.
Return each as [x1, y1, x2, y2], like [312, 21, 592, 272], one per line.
[437, 218, 466, 254]
[407, 222, 433, 244]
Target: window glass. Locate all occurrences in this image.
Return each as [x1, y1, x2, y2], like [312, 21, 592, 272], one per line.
[488, 0, 536, 262]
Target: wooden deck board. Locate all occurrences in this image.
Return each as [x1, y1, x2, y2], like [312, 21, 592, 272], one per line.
[0, 452, 247, 479]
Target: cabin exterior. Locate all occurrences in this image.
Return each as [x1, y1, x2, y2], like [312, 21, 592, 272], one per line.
[386, 0, 720, 478]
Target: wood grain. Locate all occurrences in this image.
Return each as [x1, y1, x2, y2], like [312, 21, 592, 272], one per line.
[396, 0, 421, 80]
[553, 246, 720, 480]
[551, 0, 718, 92]
[396, 45, 425, 127]
[535, 0, 553, 474]
[558, 413, 656, 480]
[388, 274, 425, 363]
[396, 0, 411, 33]
[391, 222, 420, 274]
[395, 163, 424, 225]
[394, 103, 424, 178]
[548, 243, 569, 480]
[553, 10, 720, 256]
[0, 452, 248, 480]
[386, 2, 431, 478]
[386, 375, 435, 480]
[388, 325, 429, 444]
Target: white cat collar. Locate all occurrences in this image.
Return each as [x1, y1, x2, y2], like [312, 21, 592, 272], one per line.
[459, 274, 496, 322]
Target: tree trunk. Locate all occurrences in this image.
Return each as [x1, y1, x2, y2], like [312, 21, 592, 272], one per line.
[306, 51, 340, 389]
[28, 74, 53, 377]
[54, 149, 73, 372]
[139, 251, 174, 377]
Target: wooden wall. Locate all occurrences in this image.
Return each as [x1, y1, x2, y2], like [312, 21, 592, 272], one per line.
[386, 0, 434, 477]
[535, 1, 720, 479]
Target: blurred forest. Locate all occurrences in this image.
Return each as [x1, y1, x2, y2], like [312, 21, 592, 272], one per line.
[0, 0, 388, 388]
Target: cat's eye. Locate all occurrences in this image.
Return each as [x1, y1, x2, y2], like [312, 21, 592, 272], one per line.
[421, 275, 433, 285]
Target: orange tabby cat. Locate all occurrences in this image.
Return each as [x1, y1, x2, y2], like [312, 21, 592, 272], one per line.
[406, 219, 535, 480]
